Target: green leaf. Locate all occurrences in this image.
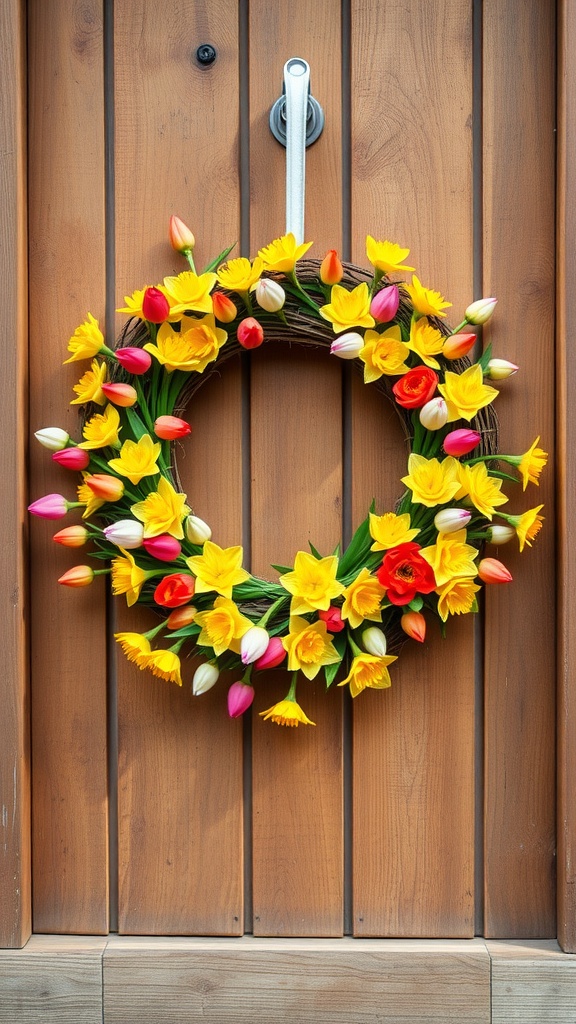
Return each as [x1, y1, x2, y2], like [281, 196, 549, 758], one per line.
[338, 513, 372, 578]
[332, 542, 341, 558]
[477, 342, 493, 374]
[202, 243, 236, 273]
[124, 406, 150, 441]
[308, 542, 323, 559]
[408, 596, 423, 612]
[270, 564, 292, 575]
[324, 661, 341, 688]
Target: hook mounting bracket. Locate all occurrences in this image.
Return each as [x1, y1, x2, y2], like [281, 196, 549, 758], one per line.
[269, 58, 324, 148]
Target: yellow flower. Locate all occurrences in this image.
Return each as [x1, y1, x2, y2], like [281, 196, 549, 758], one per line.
[259, 697, 316, 727]
[436, 577, 480, 622]
[401, 454, 461, 507]
[77, 474, 105, 518]
[131, 476, 191, 539]
[438, 364, 499, 422]
[320, 283, 375, 333]
[111, 549, 151, 607]
[162, 271, 217, 316]
[258, 233, 313, 273]
[420, 529, 478, 587]
[107, 434, 161, 485]
[70, 358, 107, 406]
[505, 505, 545, 552]
[338, 652, 397, 698]
[78, 404, 121, 450]
[406, 317, 445, 369]
[144, 648, 183, 686]
[405, 275, 452, 317]
[194, 597, 253, 656]
[282, 615, 340, 680]
[516, 437, 548, 490]
[117, 287, 151, 319]
[456, 462, 508, 519]
[359, 326, 411, 382]
[64, 312, 105, 363]
[341, 568, 386, 629]
[144, 314, 227, 374]
[186, 540, 250, 599]
[365, 236, 415, 275]
[114, 631, 152, 667]
[369, 511, 419, 551]
[279, 551, 345, 614]
[216, 256, 263, 293]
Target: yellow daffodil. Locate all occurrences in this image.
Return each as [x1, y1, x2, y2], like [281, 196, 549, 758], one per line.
[144, 314, 227, 373]
[369, 511, 419, 551]
[77, 474, 105, 518]
[279, 551, 345, 614]
[111, 549, 151, 607]
[401, 454, 460, 508]
[341, 567, 386, 629]
[114, 631, 152, 666]
[359, 326, 411, 381]
[456, 462, 508, 520]
[70, 358, 107, 406]
[131, 476, 190, 539]
[144, 648, 183, 686]
[320, 283, 375, 334]
[438, 364, 499, 422]
[338, 652, 397, 698]
[107, 434, 161, 485]
[420, 529, 478, 587]
[405, 275, 452, 318]
[509, 437, 548, 490]
[259, 697, 316, 727]
[365, 236, 415, 275]
[117, 287, 151, 319]
[504, 505, 545, 552]
[78, 404, 121, 450]
[406, 317, 445, 369]
[216, 256, 263, 293]
[186, 540, 250, 599]
[194, 597, 253, 656]
[282, 615, 340, 680]
[258, 233, 312, 273]
[64, 312, 105, 363]
[436, 577, 480, 622]
[162, 271, 217, 316]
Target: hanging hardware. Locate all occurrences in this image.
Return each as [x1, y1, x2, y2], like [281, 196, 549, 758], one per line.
[196, 44, 217, 67]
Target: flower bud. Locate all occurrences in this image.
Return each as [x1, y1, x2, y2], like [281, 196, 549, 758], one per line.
[192, 662, 219, 695]
[227, 680, 255, 718]
[34, 427, 70, 451]
[478, 557, 513, 584]
[85, 474, 124, 501]
[443, 428, 481, 457]
[154, 572, 195, 607]
[434, 508, 472, 533]
[143, 534, 182, 561]
[142, 286, 170, 324]
[185, 515, 212, 545]
[255, 279, 286, 313]
[240, 626, 270, 665]
[28, 493, 70, 520]
[254, 636, 287, 670]
[320, 249, 344, 286]
[52, 447, 90, 471]
[362, 626, 388, 657]
[330, 332, 364, 360]
[401, 611, 426, 643]
[212, 291, 238, 323]
[370, 284, 400, 323]
[103, 519, 144, 549]
[487, 524, 515, 545]
[58, 565, 94, 588]
[166, 605, 197, 630]
[101, 382, 138, 407]
[486, 358, 519, 380]
[53, 525, 89, 548]
[237, 317, 264, 349]
[115, 347, 152, 375]
[419, 397, 448, 430]
[318, 606, 345, 633]
[465, 297, 497, 325]
[169, 215, 195, 254]
[154, 415, 191, 440]
[442, 332, 476, 360]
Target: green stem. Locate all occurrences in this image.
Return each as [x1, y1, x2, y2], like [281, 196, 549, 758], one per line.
[286, 672, 299, 701]
[287, 272, 321, 314]
[450, 318, 469, 334]
[185, 250, 197, 274]
[258, 594, 289, 628]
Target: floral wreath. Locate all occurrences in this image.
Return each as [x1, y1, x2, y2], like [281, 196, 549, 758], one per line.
[29, 218, 547, 727]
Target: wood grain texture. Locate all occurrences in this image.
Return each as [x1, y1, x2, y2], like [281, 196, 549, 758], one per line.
[489, 940, 576, 1024]
[27, 0, 109, 934]
[0, 936, 106, 1024]
[248, 0, 344, 937]
[350, 0, 475, 936]
[482, 0, 556, 938]
[114, 0, 244, 934]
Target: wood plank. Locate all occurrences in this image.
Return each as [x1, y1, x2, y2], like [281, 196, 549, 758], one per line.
[489, 940, 576, 1024]
[482, 0, 556, 937]
[350, 0, 475, 936]
[27, 0, 109, 934]
[114, 0, 244, 934]
[0, 936, 105, 1024]
[0, 0, 30, 950]
[248, 0, 344, 937]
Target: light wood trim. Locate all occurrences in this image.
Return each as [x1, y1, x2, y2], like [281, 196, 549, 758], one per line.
[489, 940, 576, 1023]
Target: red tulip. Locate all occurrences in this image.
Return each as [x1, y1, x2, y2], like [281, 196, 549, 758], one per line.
[318, 606, 345, 632]
[237, 317, 264, 349]
[52, 447, 90, 471]
[143, 535, 182, 561]
[142, 286, 170, 323]
[154, 572, 196, 608]
[154, 415, 191, 440]
[115, 347, 152, 375]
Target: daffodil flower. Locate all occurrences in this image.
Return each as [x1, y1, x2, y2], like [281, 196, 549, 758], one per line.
[194, 597, 253, 656]
[70, 358, 107, 406]
[436, 577, 481, 621]
[406, 318, 445, 369]
[320, 283, 375, 333]
[405, 275, 452, 318]
[131, 477, 191, 539]
[456, 462, 508, 520]
[111, 549, 153, 607]
[78, 404, 121, 450]
[162, 271, 217, 316]
[369, 512, 419, 551]
[144, 314, 227, 373]
[107, 435, 162, 485]
[365, 236, 415, 275]
[279, 551, 344, 614]
[438, 364, 499, 421]
[341, 568, 386, 629]
[401, 454, 461, 508]
[217, 256, 263, 293]
[64, 313, 108, 363]
[281, 616, 340, 680]
[420, 529, 479, 587]
[359, 326, 411, 381]
[258, 233, 312, 273]
[338, 652, 397, 698]
[186, 541, 250, 599]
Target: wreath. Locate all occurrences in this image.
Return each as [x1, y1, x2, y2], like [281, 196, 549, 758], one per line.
[29, 218, 547, 727]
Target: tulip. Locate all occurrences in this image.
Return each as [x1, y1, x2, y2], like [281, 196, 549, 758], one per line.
[192, 662, 219, 695]
[52, 447, 90, 471]
[237, 317, 264, 349]
[443, 428, 481, 457]
[143, 535, 182, 561]
[53, 525, 89, 548]
[185, 514, 212, 545]
[85, 474, 124, 501]
[254, 636, 287, 670]
[34, 427, 70, 451]
[28, 493, 70, 520]
[434, 508, 472, 533]
[320, 249, 344, 286]
[169, 214, 195, 254]
[419, 397, 448, 430]
[154, 572, 195, 607]
[362, 626, 388, 657]
[330, 332, 364, 360]
[486, 358, 519, 380]
[442, 332, 476, 360]
[240, 626, 270, 665]
[101, 382, 138, 407]
[465, 297, 497, 325]
[487, 524, 515, 545]
[370, 284, 400, 323]
[212, 291, 237, 323]
[478, 557, 513, 584]
[227, 680, 256, 718]
[115, 347, 152, 375]
[58, 565, 94, 588]
[103, 519, 144, 549]
[255, 279, 286, 313]
[401, 611, 426, 643]
[166, 605, 197, 630]
[318, 606, 345, 632]
[154, 415, 191, 440]
[142, 286, 170, 324]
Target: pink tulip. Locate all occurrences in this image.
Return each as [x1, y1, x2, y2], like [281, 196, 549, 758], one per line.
[143, 534, 182, 561]
[52, 447, 90, 470]
[227, 680, 255, 718]
[237, 317, 264, 349]
[142, 286, 170, 324]
[370, 284, 400, 323]
[443, 428, 481, 457]
[254, 636, 287, 670]
[154, 415, 191, 440]
[442, 332, 476, 360]
[101, 382, 138, 407]
[115, 347, 152, 375]
[28, 493, 69, 519]
[478, 558, 513, 584]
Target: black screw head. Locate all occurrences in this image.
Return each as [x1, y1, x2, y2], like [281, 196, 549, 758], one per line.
[196, 44, 217, 67]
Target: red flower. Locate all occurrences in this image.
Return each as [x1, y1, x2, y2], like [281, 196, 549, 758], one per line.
[376, 542, 436, 606]
[142, 286, 170, 324]
[318, 606, 345, 632]
[237, 317, 264, 349]
[392, 366, 439, 409]
[154, 572, 195, 608]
